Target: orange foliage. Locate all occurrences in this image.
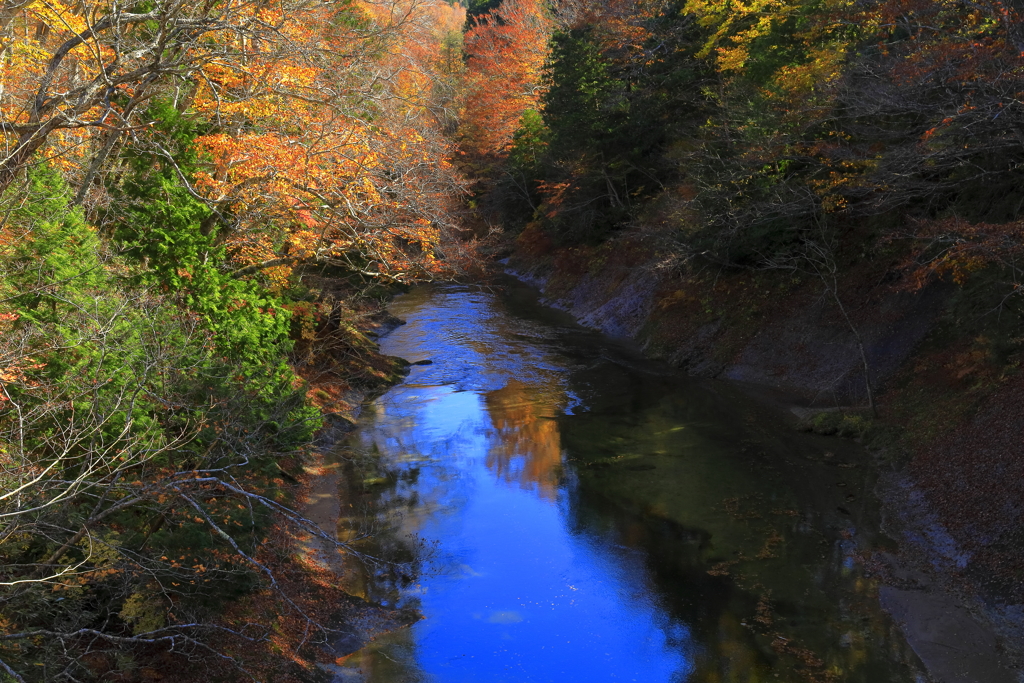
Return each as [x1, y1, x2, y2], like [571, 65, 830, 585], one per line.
[0, 0, 471, 283]
[897, 217, 1024, 290]
[462, 0, 554, 155]
[185, 0, 469, 283]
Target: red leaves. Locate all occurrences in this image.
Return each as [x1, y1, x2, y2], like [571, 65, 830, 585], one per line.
[895, 216, 1024, 291]
[462, 0, 553, 156]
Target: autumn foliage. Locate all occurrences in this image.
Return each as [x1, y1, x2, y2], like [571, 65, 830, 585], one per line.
[467, 0, 1024, 284]
[1, 0, 471, 284]
[5, 0, 1024, 676]
[0, 0, 475, 679]
[462, 0, 554, 156]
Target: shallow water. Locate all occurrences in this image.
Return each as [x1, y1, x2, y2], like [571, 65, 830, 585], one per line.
[327, 279, 921, 682]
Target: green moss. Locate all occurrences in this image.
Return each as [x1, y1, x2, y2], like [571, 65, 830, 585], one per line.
[802, 411, 873, 439]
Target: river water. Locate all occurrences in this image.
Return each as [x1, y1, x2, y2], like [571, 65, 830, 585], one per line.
[326, 279, 922, 682]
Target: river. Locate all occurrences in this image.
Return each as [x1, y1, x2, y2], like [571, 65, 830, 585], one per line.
[324, 279, 922, 682]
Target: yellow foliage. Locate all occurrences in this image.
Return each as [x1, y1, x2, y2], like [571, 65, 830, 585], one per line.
[119, 590, 167, 635]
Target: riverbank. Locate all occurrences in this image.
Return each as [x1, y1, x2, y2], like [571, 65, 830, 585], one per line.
[166, 298, 420, 682]
[505, 227, 1024, 683]
[290, 303, 421, 672]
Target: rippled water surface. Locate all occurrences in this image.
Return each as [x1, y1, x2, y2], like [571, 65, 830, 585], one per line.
[327, 280, 920, 682]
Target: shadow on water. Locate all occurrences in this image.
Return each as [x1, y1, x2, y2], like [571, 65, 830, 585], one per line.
[323, 278, 924, 683]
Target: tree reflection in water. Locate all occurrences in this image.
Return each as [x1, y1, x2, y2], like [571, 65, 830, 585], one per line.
[484, 380, 564, 499]
[323, 282, 924, 683]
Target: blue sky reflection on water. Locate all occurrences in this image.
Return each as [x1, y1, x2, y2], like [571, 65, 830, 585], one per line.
[338, 285, 693, 682]
[331, 282, 924, 683]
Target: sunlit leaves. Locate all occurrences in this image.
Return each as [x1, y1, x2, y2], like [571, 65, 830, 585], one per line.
[462, 0, 554, 156]
[178, 0, 468, 283]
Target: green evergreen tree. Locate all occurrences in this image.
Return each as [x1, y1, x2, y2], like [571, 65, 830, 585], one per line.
[109, 101, 292, 367]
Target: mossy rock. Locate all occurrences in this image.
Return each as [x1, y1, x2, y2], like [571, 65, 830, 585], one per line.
[800, 410, 873, 439]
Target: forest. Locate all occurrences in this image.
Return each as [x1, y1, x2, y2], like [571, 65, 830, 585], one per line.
[1, 0, 1023, 679]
